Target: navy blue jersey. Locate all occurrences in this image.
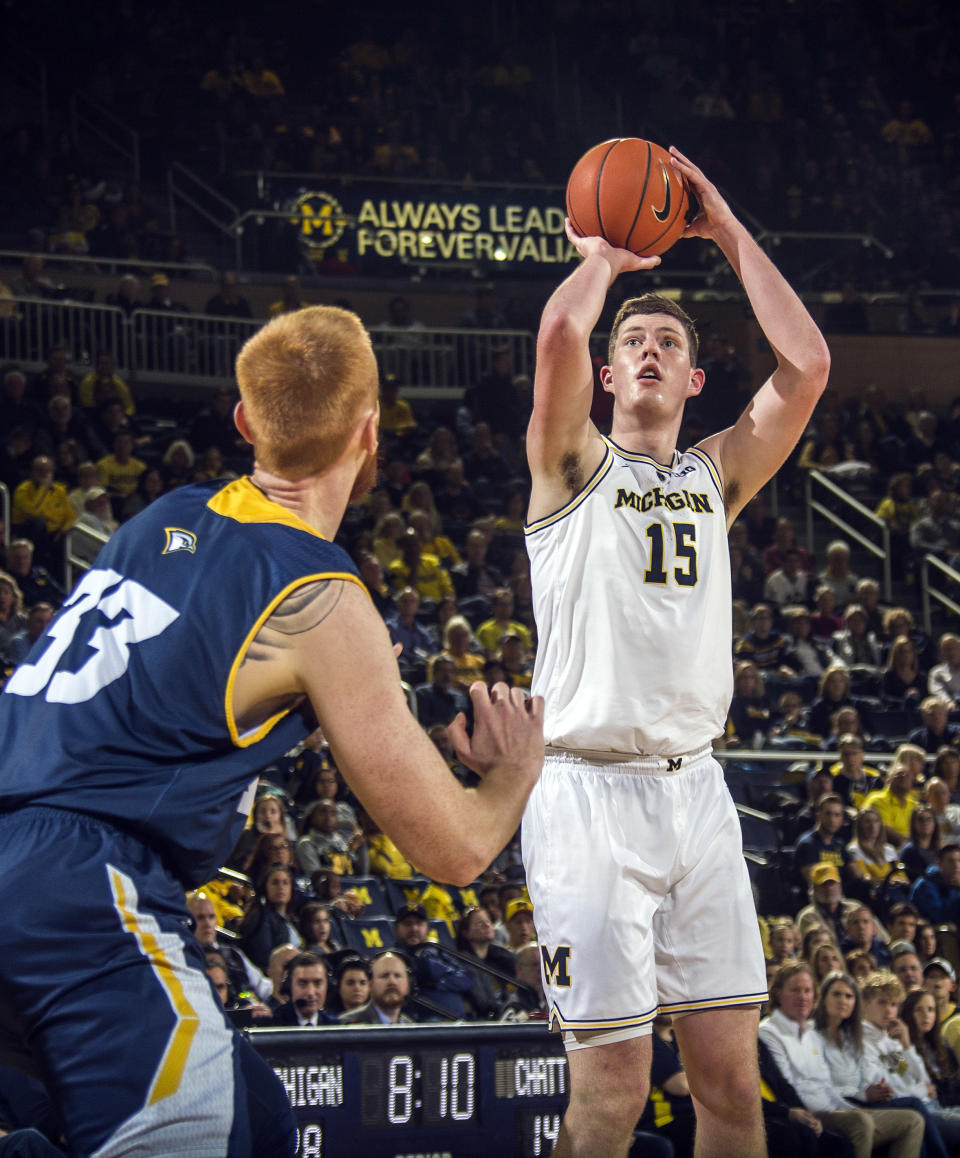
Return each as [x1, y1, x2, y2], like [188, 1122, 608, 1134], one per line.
[0, 477, 363, 887]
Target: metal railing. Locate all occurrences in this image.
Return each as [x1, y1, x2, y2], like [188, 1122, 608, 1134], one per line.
[1, 296, 535, 393]
[1, 296, 128, 371]
[168, 162, 238, 242]
[64, 524, 110, 591]
[921, 554, 960, 635]
[70, 93, 140, 185]
[0, 249, 217, 279]
[0, 483, 8, 549]
[805, 469, 892, 600]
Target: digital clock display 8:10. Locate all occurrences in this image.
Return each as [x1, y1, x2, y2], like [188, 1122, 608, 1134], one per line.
[361, 1048, 477, 1129]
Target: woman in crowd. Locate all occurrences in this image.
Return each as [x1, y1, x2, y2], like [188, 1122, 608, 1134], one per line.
[933, 747, 960, 802]
[726, 660, 775, 748]
[812, 943, 846, 986]
[335, 956, 371, 1016]
[759, 961, 924, 1157]
[237, 864, 303, 972]
[121, 466, 165, 521]
[899, 805, 942, 881]
[455, 906, 516, 1019]
[813, 970, 952, 1154]
[372, 510, 407, 569]
[0, 571, 26, 656]
[846, 808, 898, 886]
[844, 949, 877, 982]
[161, 438, 195, 488]
[298, 902, 342, 958]
[809, 666, 857, 740]
[434, 615, 486, 688]
[408, 506, 461, 569]
[915, 921, 940, 966]
[832, 604, 883, 675]
[229, 791, 296, 868]
[802, 926, 838, 964]
[768, 920, 800, 966]
[902, 988, 960, 1108]
[881, 636, 925, 706]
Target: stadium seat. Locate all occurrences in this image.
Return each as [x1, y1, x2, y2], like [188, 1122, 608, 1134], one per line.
[427, 919, 455, 949]
[340, 918, 396, 954]
[338, 876, 391, 918]
[385, 877, 431, 915]
[736, 805, 782, 856]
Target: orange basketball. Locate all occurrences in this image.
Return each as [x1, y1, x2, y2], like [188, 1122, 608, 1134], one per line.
[565, 138, 692, 257]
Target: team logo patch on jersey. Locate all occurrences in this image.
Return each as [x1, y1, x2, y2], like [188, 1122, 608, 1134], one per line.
[163, 527, 198, 555]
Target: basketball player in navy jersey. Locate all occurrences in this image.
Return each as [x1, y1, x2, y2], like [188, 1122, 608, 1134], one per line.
[0, 306, 543, 1158]
[524, 146, 830, 1157]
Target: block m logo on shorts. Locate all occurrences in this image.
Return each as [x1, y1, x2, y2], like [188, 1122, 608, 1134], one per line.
[666, 757, 683, 771]
[541, 945, 572, 988]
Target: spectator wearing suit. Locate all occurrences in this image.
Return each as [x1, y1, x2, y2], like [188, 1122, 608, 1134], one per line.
[270, 953, 336, 1026]
[392, 903, 474, 1019]
[340, 952, 415, 1025]
[3, 540, 64, 610]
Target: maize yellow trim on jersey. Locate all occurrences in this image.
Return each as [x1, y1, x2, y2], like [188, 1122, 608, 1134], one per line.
[225, 571, 367, 747]
[524, 448, 614, 536]
[686, 446, 724, 499]
[659, 992, 767, 1014]
[108, 867, 199, 1105]
[549, 1000, 659, 1033]
[602, 435, 679, 471]
[207, 476, 327, 540]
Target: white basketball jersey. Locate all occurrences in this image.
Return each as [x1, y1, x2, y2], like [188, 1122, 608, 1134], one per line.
[526, 437, 732, 756]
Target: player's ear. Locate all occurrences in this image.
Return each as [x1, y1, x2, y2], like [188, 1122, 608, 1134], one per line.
[234, 400, 253, 444]
[686, 367, 705, 399]
[599, 365, 614, 394]
[359, 406, 379, 455]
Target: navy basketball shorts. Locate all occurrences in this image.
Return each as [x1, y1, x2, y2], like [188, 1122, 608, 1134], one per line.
[522, 748, 768, 1040]
[0, 807, 296, 1158]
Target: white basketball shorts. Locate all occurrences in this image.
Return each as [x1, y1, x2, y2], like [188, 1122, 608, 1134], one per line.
[521, 746, 767, 1039]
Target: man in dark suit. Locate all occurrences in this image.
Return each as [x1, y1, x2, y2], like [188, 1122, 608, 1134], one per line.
[340, 952, 414, 1025]
[270, 953, 336, 1026]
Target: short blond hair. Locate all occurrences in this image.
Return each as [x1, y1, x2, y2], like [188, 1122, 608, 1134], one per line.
[235, 306, 377, 479]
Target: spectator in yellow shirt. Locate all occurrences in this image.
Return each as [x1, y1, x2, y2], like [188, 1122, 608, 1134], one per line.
[12, 456, 75, 555]
[387, 528, 454, 603]
[97, 431, 146, 501]
[476, 587, 533, 657]
[378, 373, 417, 439]
[78, 351, 135, 415]
[863, 743, 926, 846]
[268, 275, 306, 317]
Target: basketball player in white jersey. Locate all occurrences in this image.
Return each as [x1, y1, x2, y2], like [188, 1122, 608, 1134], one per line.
[524, 145, 830, 1158]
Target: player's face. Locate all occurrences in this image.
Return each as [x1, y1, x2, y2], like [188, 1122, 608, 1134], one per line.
[339, 968, 370, 1010]
[602, 313, 701, 418]
[290, 965, 327, 1016]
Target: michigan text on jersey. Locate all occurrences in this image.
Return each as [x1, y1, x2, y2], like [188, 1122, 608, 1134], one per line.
[614, 487, 713, 515]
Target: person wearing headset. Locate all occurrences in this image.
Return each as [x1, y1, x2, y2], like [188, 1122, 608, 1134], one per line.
[270, 953, 336, 1027]
[340, 952, 414, 1025]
